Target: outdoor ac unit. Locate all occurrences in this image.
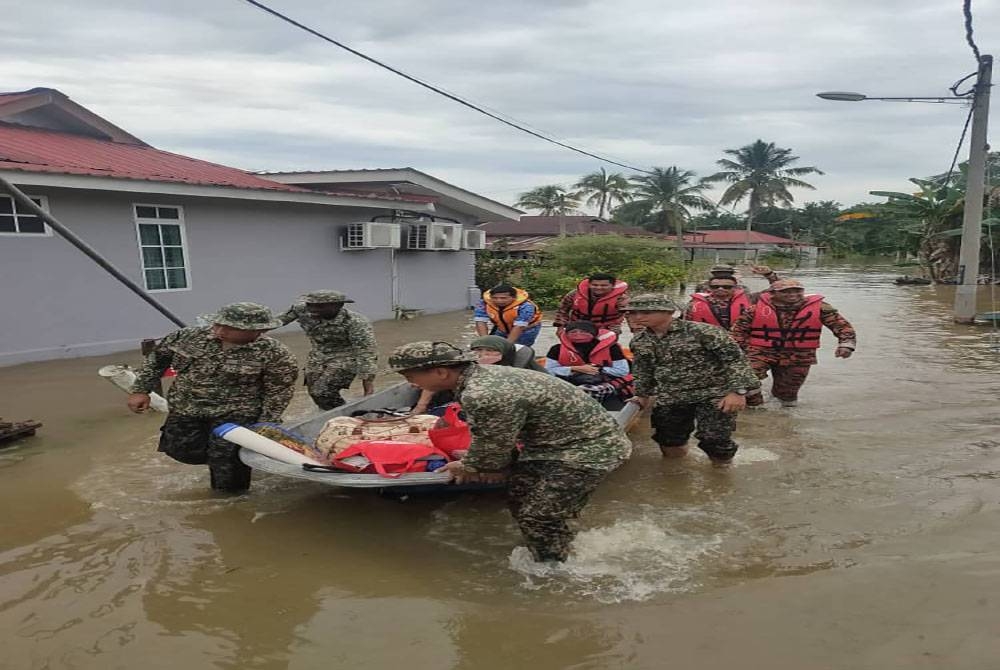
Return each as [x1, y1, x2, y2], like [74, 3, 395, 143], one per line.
[406, 222, 463, 251]
[462, 229, 487, 250]
[341, 222, 401, 250]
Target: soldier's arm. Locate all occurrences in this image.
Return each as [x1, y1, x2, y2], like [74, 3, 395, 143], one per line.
[700, 328, 761, 392]
[129, 330, 180, 394]
[460, 394, 527, 472]
[552, 291, 574, 328]
[259, 347, 299, 423]
[630, 340, 657, 397]
[349, 315, 379, 379]
[277, 304, 300, 327]
[730, 307, 755, 349]
[820, 303, 857, 349]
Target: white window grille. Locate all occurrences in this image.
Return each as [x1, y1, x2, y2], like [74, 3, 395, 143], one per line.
[134, 204, 191, 292]
[0, 195, 50, 236]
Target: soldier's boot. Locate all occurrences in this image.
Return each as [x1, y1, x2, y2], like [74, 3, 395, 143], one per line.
[209, 461, 252, 493]
[700, 440, 737, 468]
[659, 444, 689, 458]
[310, 392, 346, 412]
[779, 399, 798, 408]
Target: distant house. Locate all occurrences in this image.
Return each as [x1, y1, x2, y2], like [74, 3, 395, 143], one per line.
[674, 230, 820, 261]
[478, 215, 659, 257]
[0, 88, 520, 366]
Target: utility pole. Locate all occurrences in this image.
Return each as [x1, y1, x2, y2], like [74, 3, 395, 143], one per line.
[954, 54, 992, 323]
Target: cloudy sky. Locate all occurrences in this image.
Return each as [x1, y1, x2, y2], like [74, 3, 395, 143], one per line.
[2, 0, 997, 212]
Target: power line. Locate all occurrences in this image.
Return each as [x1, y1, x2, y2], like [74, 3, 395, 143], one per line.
[941, 102, 975, 187]
[963, 0, 982, 62]
[239, 0, 654, 174]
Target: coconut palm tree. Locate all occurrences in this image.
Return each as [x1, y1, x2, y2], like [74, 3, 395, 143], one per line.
[515, 185, 581, 216]
[704, 140, 823, 259]
[629, 166, 715, 255]
[574, 168, 632, 218]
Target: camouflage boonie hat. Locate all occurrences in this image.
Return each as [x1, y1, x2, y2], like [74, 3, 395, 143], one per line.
[304, 290, 354, 304]
[388, 341, 479, 372]
[769, 279, 805, 291]
[202, 302, 283, 330]
[709, 264, 738, 276]
[623, 293, 680, 312]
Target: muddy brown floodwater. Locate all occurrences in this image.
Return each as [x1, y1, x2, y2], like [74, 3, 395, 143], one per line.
[2, 267, 1000, 669]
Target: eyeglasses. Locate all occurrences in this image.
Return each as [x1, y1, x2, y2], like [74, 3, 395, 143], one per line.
[708, 284, 736, 290]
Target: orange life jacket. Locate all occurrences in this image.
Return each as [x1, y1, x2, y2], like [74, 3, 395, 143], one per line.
[483, 287, 542, 333]
[748, 293, 824, 350]
[570, 279, 629, 327]
[688, 291, 751, 329]
[557, 328, 618, 366]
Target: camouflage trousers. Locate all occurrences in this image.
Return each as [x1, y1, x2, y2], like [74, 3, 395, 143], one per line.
[303, 364, 357, 411]
[158, 413, 256, 492]
[746, 358, 812, 405]
[506, 460, 608, 562]
[651, 400, 738, 461]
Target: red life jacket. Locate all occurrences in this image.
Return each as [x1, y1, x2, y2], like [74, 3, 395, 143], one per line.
[688, 291, 751, 329]
[570, 279, 628, 327]
[748, 293, 824, 349]
[483, 287, 542, 333]
[557, 329, 618, 366]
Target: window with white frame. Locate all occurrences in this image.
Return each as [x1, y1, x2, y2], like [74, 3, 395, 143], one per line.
[134, 205, 190, 291]
[0, 195, 49, 235]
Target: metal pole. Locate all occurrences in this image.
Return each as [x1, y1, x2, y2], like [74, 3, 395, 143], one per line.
[954, 54, 992, 323]
[0, 176, 188, 328]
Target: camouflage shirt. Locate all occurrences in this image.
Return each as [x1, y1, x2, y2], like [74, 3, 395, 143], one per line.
[279, 304, 378, 378]
[455, 364, 632, 473]
[630, 319, 760, 403]
[130, 327, 298, 422]
[731, 301, 857, 366]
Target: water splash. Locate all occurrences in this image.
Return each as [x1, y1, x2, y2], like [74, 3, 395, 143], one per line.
[509, 517, 722, 603]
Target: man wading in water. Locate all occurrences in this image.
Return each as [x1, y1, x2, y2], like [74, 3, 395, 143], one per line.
[389, 341, 631, 563]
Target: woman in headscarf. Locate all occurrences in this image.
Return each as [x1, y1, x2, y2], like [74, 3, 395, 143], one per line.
[410, 336, 545, 414]
[544, 321, 634, 410]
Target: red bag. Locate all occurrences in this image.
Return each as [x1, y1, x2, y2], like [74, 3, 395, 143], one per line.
[332, 440, 450, 478]
[428, 404, 472, 458]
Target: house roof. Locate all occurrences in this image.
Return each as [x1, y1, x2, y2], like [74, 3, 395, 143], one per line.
[0, 89, 433, 209]
[264, 168, 522, 223]
[479, 216, 655, 237]
[681, 230, 811, 246]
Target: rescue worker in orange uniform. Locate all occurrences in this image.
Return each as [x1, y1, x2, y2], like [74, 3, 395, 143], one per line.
[554, 272, 630, 334]
[732, 279, 856, 407]
[474, 283, 543, 346]
[685, 265, 780, 331]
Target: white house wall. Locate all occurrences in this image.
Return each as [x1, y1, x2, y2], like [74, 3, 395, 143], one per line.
[0, 187, 473, 366]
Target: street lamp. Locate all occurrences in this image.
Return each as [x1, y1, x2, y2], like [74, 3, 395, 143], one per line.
[817, 53, 993, 323]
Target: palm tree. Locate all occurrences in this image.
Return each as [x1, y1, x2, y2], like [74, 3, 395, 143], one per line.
[574, 168, 632, 218]
[629, 166, 715, 256]
[515, 185, 581, 216]
[704, 140, 824, 260]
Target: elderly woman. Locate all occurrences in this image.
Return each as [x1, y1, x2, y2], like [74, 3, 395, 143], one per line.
[544, 321, 634, 410]
[411, 335, 545, 414]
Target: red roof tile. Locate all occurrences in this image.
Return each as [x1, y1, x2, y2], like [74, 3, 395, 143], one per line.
[682, 230, 809, 246]
[0, 122, 430, 203]
[480, 216, 655, 237]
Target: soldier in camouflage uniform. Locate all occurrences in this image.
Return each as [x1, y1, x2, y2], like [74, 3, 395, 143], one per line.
[128, 302, 298, 492]
[279, 290, 378, 410]
[627, 294, 760, 465]
[731, 279, 856, 407]
[388, 341, 632, 563]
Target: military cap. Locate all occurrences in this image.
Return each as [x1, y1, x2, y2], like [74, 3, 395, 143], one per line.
[202, 302, 283, 330]
[388, 340, 479, 372]
[709, 264, 738, 276]
[303, 290, 354, 304]
[769, 279, 805, 291]
[623, 293, 680, 312]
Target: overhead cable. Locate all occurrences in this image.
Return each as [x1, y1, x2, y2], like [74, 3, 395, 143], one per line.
[239, 0, 654, 174]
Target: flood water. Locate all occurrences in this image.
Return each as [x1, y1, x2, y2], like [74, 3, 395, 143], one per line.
[2, 267, 1000, 669]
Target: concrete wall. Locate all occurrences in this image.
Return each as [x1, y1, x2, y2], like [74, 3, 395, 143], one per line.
[0, 187, 476, 365]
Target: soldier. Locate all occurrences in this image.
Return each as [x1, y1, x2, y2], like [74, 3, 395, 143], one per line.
[732, 279, 856, 408]
[127, 302, 298, 492]
[626, 294, 760, 466]
[553, 272, 630, 334]
[279, 290, 377, 410]
[388, 341, 631, 563]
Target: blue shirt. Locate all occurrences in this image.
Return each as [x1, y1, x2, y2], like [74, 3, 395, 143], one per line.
[474, 300, 541, 346]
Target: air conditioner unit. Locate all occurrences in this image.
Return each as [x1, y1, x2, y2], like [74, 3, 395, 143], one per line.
[406, 222, 463, 251]
[341, 222, 401, 250]
[462, 229, 487, 250]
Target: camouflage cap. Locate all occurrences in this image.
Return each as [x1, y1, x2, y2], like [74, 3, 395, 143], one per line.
[709, 264, 738, 276]
[388, 340, 479, 372]
[201, 302, 284, 330]
[304, 290, 354, 304]
[769, 279, 805, 291]
[623, 293, 680, 312]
